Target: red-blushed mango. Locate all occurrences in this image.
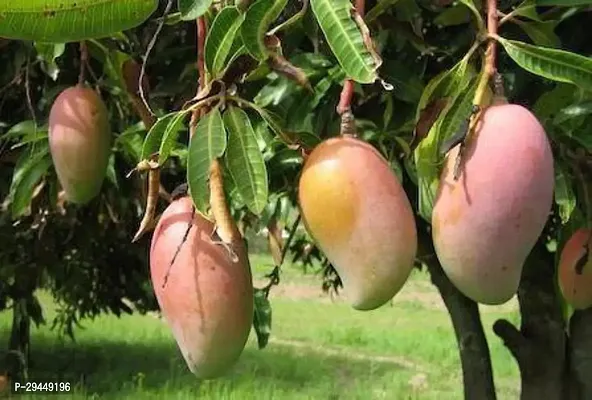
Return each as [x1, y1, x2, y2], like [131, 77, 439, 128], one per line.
[48, 85, 111, 204]
[298, 136, 417, 311]
[150, 196, 253, 379]
[432, 104, 554, 305]
[558, 228, 592, 310]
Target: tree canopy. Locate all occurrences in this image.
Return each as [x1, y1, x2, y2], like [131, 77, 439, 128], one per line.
[1, 0, 592, 398]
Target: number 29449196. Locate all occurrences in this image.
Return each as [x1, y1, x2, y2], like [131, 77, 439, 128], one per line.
[12, 381, 72, 395]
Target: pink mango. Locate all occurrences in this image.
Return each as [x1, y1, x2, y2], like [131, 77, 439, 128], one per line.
[558, 228, 592, 310]
[150, 196, 253, 379]
[48, 85, 111, 204]
[432, 104, 555, 305]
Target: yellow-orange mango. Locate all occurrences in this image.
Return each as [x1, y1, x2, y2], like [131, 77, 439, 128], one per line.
[48, 85, 111, 204]
[298, 136, 417, 310]
[432, 104, 554, 305]
[150, 196, 253, 379]
[558, 229, 592, 310]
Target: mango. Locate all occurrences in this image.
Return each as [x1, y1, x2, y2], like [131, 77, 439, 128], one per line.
[558, 228, 592, 310]
[432, 104, 554, 305]
[298, 136, 417, 310]
[48, 85, 111, 204]
[150, 196, 253, 379]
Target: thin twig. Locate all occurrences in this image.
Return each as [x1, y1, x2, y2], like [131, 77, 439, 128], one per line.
[78, 41, 88, 85]
[453, 0, 498, 181]
[336, 0, 366, 117]
[162, 15, 209, 289]
[139, 0, 174, 117]
[24, 53, 38, 157]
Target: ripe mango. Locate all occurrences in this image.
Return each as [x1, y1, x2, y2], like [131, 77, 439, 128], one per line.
[150, 196, 253, 379]
[432, 104, 554, 305]
[48, 85, 111, 204]
[298, 136, 417, 310]
[558, 228, 592, 310]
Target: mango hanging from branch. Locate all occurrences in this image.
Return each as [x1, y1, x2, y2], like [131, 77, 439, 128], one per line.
[48, 85, 112, 205]
[149, 196, 253, 379]
[298, 136, 418, 311]
[432, 104, 555, 305]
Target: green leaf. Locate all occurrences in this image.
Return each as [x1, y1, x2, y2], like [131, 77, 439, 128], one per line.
[0, 0, 158, 43]
[516, 20, 561, 48]
[258, 107, 321, 149]
[509, 0, 541, 22]
[141, 113, 177, 160]
[116, 124, 145, 163]
[382, 60, 425, 104]
[178, 0, 213, 20]
[554, 102, 592, 125]
[223, 105, 269, 215]
[496, 37, 592, 91]
[365, 0, 402, 23]
[438, 74, 479, 150]
[10, 147, 52, 218]
[434, 5, 471, 27]
[415, 54, 471, 121]
[310, 0, 380, 83]
[241, 0, 288, 61]
[2, 121, 41, 140]
[536, 0, 592, 6]
[457, 0, 484, 31]
[205, 7, 245, 78]
[187, 107, 227, 215]
[533, 83, 577, 122]
[34, 42, 66, 81]
[554, 109, 592, 150]
[253, 288, 272, 349]
[86, 41, 133, 93]
[158, 111, 190, 165]
[554, 161, 576, 224]
[414, 63, 475, 221]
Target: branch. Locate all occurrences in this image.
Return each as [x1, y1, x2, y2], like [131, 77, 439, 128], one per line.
[415, 218, 497, 400]
[493, 240, 567, 400]
[569, 308, 592, 399]
[78, 41, 88, 85]
[138, 0, 174, 116]
[336, 0, 366, 117]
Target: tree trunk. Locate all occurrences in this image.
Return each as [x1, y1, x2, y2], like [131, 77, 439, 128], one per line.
[416, 220, 497, 400]
[569, 308, 592, 399]
[7, 298, 30, 381]
[493, 242, 567, 400]
[427, 258, 498, 400]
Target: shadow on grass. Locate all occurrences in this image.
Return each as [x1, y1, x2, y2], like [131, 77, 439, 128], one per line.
[0, 328, 410, 398]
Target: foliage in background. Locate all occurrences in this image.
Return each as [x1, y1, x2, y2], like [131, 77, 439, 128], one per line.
[1, 0, 592, 396]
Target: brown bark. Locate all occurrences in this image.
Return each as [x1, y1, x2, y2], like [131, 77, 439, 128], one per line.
[417, 220, 497, 400]
[569, 308, 592, 399]
[493, 241, 567, 400]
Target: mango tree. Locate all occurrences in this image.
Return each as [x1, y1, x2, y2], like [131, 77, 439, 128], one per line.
[1, 0, 592, 398]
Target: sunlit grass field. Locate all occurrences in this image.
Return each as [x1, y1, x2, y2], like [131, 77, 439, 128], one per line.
[0, 253, 521, 399]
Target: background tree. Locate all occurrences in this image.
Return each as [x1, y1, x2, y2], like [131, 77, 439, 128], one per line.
[0, 0, 591, 398]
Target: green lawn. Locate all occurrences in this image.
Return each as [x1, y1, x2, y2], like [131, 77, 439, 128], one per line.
[0, 254, 521, 399]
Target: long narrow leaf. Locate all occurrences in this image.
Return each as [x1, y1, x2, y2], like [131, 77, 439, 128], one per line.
[158, 110, 190, 164]
[141, 113, 177, 160]
[178, 0, 214, 20]
[310, 0, 380, 83]
[223, 106, 269, 215]
[241, 0, 288, 61]
[0, 0, 158, 42]
[205, 7, 246, 78]
[187, 107, 227, 215]
[10, 151, 52, 218]
[496, 37, 592, 91]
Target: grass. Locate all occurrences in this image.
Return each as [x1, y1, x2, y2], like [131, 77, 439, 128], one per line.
[0, 253, 521, 399]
